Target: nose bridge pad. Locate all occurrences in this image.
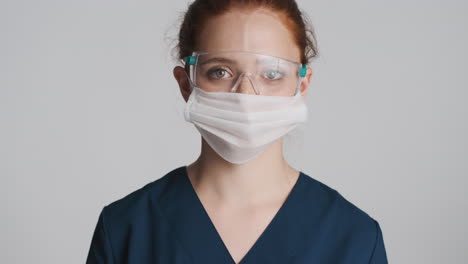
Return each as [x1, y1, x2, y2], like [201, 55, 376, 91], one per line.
[230, 72, 260, 94]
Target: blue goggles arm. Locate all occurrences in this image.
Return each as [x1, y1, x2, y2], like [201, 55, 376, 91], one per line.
[184, 56, 197, 65]
[300, 64, 307, 78]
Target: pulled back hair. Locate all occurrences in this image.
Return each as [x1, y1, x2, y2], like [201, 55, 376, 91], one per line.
[175, 0, 319, 65]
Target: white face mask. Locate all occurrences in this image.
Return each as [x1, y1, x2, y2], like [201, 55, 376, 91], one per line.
[183, 85, 308, 164]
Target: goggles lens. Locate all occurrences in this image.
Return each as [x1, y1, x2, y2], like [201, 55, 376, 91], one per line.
[184, 51, 306, 96]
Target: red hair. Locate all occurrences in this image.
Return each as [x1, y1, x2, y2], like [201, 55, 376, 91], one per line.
[175, 0, 319, 64]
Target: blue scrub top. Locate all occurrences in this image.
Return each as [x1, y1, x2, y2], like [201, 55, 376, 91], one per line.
[86, 166, 388, 263]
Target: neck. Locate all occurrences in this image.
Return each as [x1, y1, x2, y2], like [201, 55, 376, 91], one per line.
[186, 137, 300, 207]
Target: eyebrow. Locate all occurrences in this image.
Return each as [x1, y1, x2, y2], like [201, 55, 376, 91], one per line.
[198, 57, 237, 66]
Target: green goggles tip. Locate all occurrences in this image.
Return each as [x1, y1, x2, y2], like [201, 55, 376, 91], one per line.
[184, 56, 197, 65]
[300, 64, 307, 77]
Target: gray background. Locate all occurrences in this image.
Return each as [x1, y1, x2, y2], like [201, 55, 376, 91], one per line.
[2, 0, 467, 263]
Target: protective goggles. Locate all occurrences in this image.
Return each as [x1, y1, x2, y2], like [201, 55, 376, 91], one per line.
[183, 51, 307, 96]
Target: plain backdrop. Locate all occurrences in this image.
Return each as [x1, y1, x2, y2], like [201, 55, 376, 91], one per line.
[2, 0, 467, 263]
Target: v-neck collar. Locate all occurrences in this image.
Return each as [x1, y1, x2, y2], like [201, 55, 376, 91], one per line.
[158, 166, 310, 264]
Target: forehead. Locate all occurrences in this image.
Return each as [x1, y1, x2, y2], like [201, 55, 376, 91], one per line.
[196, 7, 301, 62]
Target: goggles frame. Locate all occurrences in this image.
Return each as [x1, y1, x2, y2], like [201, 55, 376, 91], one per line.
[182, 50, 307, 96]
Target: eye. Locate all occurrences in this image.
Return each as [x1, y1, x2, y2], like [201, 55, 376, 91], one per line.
[262, 70, 284, 80]
[207, 68, 233, 79]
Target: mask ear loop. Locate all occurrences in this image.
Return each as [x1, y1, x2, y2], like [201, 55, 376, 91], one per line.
[182, 70, 196, 92]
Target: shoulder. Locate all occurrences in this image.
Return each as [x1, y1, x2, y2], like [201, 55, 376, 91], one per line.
[300, 171, 383, 257]
[301, 171, 379, 226]
[87, 167, 189, 262]
[100, 166, 185, 223]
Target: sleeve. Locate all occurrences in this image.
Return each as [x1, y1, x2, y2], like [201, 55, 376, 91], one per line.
[368, 220, 388, 264]
[86, 206, 115, 264]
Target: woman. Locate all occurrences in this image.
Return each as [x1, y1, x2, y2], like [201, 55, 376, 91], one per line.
[86, 0, 388, 263]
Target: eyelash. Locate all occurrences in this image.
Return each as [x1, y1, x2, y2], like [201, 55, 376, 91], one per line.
[206, 67, 233, 80]
[262, 70, 284, 80]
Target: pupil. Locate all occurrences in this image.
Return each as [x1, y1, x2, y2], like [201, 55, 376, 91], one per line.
[267, 71, 276, 79]
[216, 70, 225, 78]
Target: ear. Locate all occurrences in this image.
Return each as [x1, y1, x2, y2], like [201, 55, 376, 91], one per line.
[299, 66, 313, 97]
[173, 66, 192, 102]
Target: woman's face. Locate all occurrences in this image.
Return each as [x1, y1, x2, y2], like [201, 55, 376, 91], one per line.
[174, 6, 312, 99]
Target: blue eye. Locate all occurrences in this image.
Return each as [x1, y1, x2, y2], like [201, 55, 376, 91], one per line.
[207, 68, 232, 79]
[263, 70, 284, 80]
